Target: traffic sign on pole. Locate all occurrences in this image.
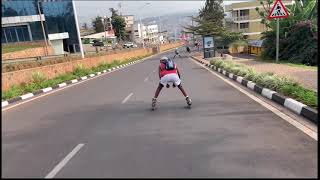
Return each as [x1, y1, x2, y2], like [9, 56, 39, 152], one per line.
[268, 0, 289, 63]
[268, 0, 289, 19]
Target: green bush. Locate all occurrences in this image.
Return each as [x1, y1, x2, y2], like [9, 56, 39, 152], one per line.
[73, 64, 91, 77]
[2, 53, 151, 101]
[32, 71, 47, 85]
[210, 59, 317, 108]
[261, 21, 317, 66]
[2, 85, 24, 100]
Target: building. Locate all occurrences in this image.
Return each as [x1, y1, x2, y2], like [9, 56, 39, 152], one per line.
[122, 15, 134, 41]
[133, 23, 147, 43]
[133, 23, 160, 44]
[145, 24, 159, 43]
[2, 0, 81, 54]
[224, 0, 294, 40]
[81, 29, 116, 44]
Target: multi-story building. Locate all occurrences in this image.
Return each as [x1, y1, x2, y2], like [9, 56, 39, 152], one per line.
[224, 0, 294, 40]
[122, 15, 134, 41]
[2, 0, 81, 53]
[146, 24, 159, 43]
[133, 23, 146, 43]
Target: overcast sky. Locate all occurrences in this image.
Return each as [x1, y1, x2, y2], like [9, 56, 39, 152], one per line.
[75, 1, 249, 24]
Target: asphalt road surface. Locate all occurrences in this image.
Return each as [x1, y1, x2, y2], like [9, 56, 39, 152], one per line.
[2, 50, 317, 178]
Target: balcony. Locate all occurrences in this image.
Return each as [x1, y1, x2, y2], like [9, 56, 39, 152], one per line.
[233, 15, 249, 22]
[238, 28, 250, 33]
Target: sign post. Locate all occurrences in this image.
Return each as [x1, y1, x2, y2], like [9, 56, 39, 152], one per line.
[268, 0, 289, 63]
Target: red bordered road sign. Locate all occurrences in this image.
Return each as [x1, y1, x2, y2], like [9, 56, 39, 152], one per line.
[268, 0, 289, 19]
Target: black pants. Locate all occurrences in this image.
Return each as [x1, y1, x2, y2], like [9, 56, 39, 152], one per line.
[173, 54, 181, 58]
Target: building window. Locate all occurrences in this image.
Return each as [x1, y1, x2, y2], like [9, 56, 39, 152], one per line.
[239, 10, 248, 17]
[2, 25, 31, 43]
[240, 22, 249, 29]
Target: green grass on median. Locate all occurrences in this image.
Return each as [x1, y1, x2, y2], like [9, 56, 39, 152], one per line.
[210, 59, 318, 108]
[2, 54, 153, 102]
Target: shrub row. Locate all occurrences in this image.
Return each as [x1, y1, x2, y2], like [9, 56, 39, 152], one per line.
[210, 59, 317, 108]
[2, 54, 151, 101]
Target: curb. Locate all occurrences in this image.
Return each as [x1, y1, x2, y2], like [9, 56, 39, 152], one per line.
[2, 47, 181, 109]
[190, 56, 318, 124]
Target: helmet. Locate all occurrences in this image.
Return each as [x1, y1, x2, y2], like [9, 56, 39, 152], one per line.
[160, 56, 168, 63]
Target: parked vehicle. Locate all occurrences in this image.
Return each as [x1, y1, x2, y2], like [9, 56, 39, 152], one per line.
[123, 42, 137, 48]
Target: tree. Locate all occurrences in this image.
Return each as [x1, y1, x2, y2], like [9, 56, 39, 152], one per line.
[109, 8, 119, 17]
[183, 0, 225, 36]
[92, 16, 104, 33]
[108, 8, 126, 41]
[257, 0, 318, 65]
[255, 0, 318, 31]
[215, 31, 244, 49]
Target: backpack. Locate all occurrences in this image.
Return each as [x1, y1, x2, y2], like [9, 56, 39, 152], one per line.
[165, 58, 175, 70]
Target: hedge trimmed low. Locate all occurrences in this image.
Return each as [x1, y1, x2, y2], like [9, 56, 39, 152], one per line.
[210, 59, 317, 108]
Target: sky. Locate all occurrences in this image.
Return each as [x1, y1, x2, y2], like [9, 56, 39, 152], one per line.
[75, 0, 249, 25]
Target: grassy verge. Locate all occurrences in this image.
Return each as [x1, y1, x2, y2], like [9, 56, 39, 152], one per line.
[2, 44, 43, 54]
[2, 54, 152, 101]
[210, 59, 317, 108]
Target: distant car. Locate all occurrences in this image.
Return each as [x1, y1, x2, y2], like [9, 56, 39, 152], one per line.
[123, 42, 137, 48]
[92, 40, 104, 47]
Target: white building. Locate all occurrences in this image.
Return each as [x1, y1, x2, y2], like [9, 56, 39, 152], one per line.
[133, 23, 144, 41]
[122, 15, 134, 41]
[146, 24, 159, 43]
[133, 23, 162, 44]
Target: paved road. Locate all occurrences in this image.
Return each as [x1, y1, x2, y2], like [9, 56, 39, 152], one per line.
[2, 50, 317, 178]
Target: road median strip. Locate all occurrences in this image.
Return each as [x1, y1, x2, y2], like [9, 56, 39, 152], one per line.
[2, 59, 143, 108]
[2, 47, 179, 109]
[190, 56, 318, 124]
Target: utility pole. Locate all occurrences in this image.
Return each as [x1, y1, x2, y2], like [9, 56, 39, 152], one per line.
[37, 1, 48, 56]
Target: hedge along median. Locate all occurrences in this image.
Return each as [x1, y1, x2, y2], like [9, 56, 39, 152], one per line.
[1, 55, 149, 101]
[210, 59, 317, 108]
[2, 42, 183, 91]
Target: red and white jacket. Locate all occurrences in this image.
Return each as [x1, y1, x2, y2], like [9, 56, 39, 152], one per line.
[159, 63, 178, 78]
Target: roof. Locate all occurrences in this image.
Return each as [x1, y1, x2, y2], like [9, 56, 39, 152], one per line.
[248, 40, 264, 47]
[81, 30, 116, 39]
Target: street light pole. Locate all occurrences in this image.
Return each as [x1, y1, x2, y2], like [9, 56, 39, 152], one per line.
[137, 2, 151, 48]
[72, 0, 84, 58]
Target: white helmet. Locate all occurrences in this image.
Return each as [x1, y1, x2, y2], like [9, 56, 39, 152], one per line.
[160, 56, 168, 63]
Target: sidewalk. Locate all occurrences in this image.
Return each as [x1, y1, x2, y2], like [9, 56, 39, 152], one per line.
[193, 52, 318, 92]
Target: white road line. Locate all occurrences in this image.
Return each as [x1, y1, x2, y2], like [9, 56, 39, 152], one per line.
[190, 58, 317, 141]
[122, 93, 133, 104]
[45, 144, 84, 178]
[2, 50, 173, 111]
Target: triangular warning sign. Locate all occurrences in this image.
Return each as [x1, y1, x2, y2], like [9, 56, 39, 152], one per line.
[268, 0, 289, 19]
